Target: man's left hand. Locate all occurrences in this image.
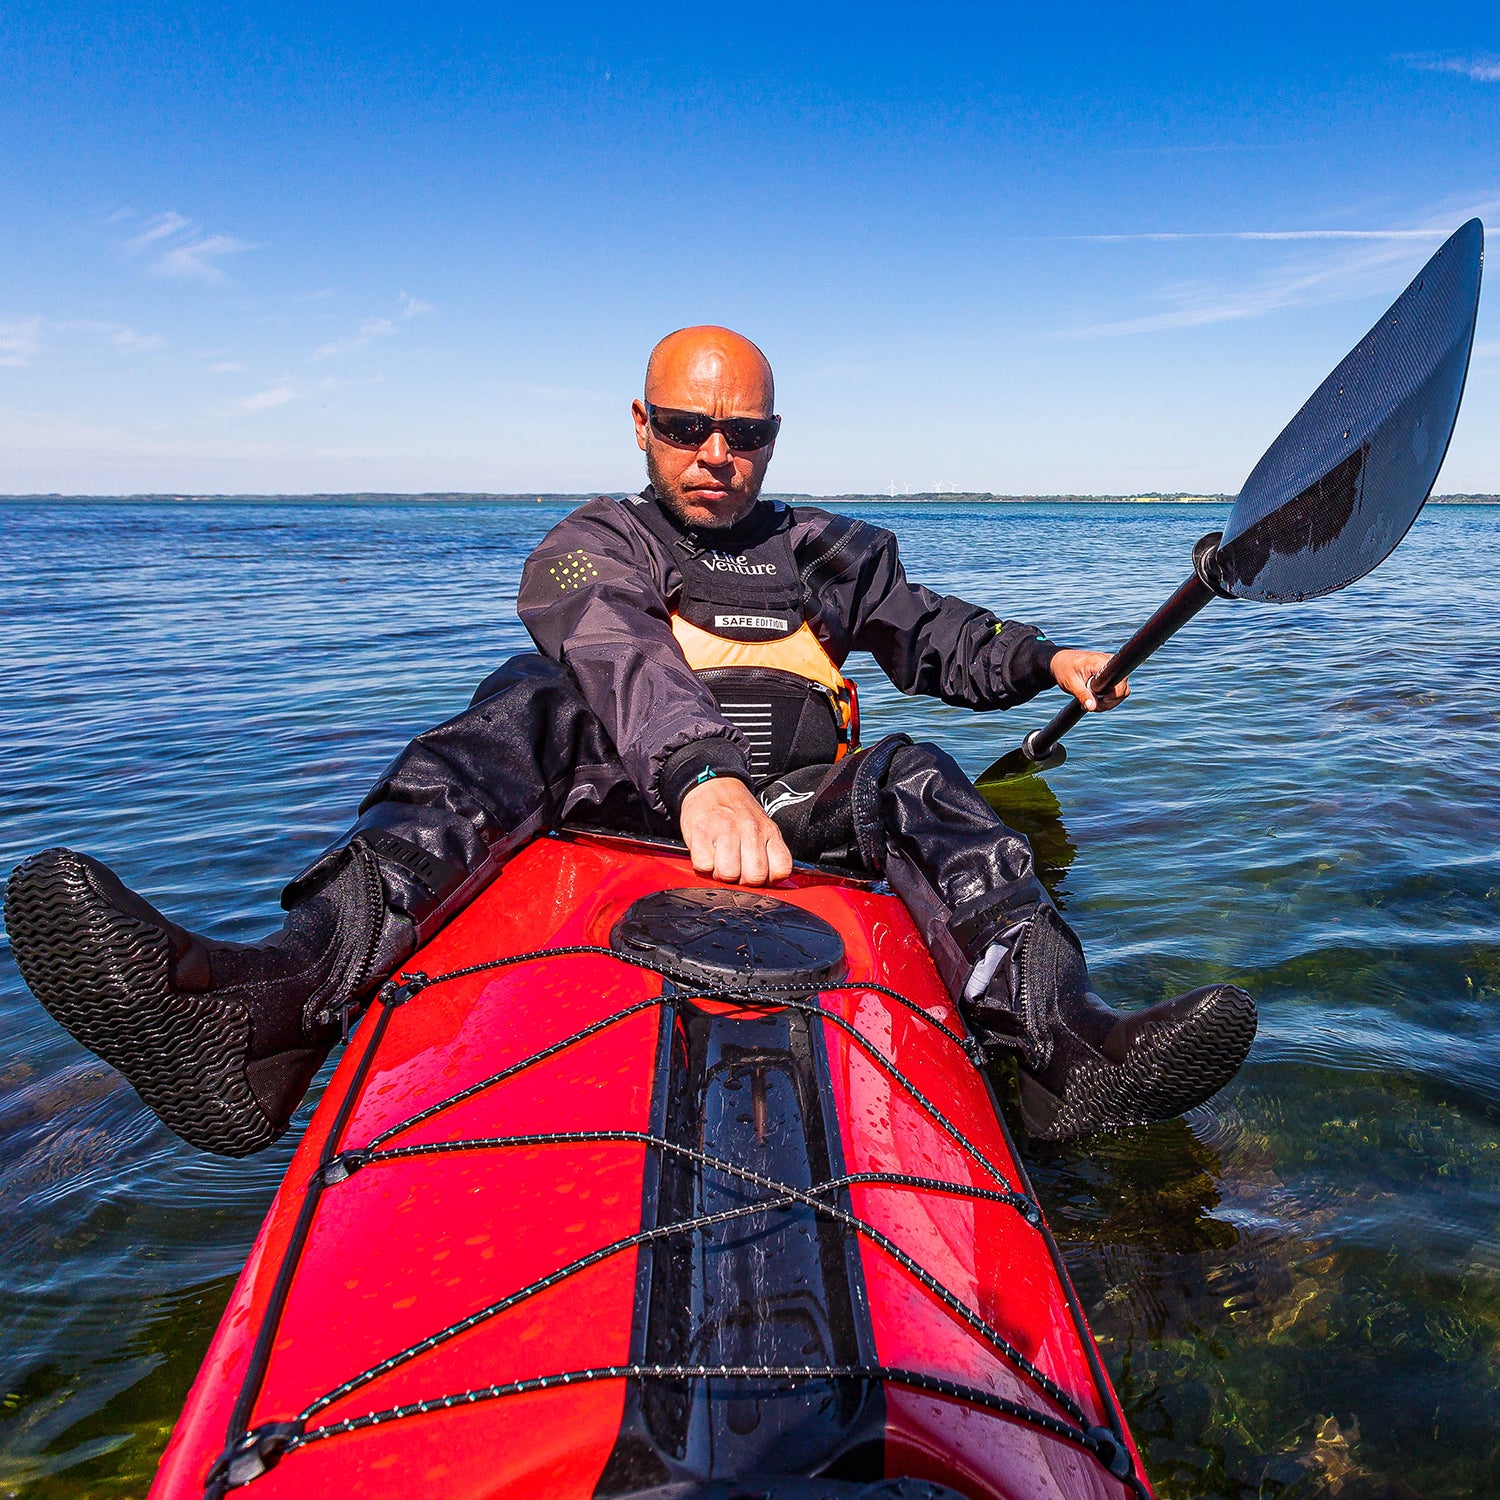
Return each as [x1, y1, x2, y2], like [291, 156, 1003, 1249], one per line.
[1050, 649, 1129, 713]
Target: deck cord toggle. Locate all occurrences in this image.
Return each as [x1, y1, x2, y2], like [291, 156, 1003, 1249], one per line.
[207, 1422, 304, 1489]
[377, 971, 429, 1007]
[318, 1149, 371, 1186]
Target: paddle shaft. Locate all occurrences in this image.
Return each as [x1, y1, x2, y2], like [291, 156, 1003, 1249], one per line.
[1022, 571, 1218, 762]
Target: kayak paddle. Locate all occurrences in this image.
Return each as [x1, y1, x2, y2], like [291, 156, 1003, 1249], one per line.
[975, 217, 1484, 798]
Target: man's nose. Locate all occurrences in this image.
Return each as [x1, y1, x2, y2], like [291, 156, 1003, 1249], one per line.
[698, 429, 731, 466]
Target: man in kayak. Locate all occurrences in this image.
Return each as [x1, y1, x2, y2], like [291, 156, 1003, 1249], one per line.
[5, 326, 1255, 1157]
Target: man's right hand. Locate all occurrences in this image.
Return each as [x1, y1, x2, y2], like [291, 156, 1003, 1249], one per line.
[679, 777, 793, 886]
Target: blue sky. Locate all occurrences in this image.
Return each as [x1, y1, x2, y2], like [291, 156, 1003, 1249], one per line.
[2, 2, 1498, 495]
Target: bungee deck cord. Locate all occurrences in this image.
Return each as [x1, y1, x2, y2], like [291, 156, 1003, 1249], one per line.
[207, 943, 1146, 1499]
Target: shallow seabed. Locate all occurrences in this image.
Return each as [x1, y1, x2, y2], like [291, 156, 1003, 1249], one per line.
[1, 499, 1497, 1498]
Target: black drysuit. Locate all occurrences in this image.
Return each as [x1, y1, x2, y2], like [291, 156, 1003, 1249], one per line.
[287, 489, 1065, 1037]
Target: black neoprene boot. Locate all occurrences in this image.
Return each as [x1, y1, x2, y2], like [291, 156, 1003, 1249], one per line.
[962, 904, 1257, 1140]
[4, 843, 411, 1157]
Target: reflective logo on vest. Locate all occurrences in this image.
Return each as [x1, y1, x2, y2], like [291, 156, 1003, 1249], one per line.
[714, 613, 789, 632]
[699, 552, 778, 575]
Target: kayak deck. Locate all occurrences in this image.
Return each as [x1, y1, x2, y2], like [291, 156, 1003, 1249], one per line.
[151, 832, 1149, 1499]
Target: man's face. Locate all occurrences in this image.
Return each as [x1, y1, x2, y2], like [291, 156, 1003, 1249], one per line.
[632, 346, 777, 529]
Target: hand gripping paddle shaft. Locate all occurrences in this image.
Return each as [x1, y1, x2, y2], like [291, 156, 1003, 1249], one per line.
[976, 218, 1484, 795]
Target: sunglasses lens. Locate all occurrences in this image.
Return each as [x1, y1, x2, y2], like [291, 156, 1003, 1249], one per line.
[722, 417, 780, 451]
[648, 407, 712, 446]
[648, 406, 780, 452]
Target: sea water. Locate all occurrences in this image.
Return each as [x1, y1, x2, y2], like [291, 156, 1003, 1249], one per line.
[1, 498, 1497, 1498]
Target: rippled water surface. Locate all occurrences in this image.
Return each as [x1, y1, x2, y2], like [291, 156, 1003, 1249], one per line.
[2, 498, 1498, 1498]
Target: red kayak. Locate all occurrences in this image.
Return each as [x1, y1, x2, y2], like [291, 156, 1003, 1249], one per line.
[151, 831, 1151, 1500]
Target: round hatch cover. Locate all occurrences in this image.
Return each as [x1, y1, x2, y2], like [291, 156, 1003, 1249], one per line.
[610, 887, 846, 990]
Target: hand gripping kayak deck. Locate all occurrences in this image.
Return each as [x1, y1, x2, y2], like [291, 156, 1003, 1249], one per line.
[151, 832, 1152, 1500]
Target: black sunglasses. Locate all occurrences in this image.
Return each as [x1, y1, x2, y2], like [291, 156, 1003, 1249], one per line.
[645, 403, 781, 453]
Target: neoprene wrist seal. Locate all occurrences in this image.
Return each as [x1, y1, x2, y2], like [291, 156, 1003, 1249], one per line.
[997, 623, 1061, 698]
[659, 736, 755, 818]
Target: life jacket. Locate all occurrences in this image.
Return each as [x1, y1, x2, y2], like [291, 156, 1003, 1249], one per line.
[628, 494, 859, 780]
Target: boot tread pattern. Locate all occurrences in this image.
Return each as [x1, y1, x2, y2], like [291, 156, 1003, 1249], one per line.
[1020, 983, 1257, 1140]
[5, 849, 279, 1157]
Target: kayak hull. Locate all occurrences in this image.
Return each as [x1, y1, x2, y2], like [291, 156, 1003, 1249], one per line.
[151, 832, 1149, 1500]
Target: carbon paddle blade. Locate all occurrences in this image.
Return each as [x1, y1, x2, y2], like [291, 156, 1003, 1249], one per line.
[976, 220, 1483, 790]
[1215, 219, 1483, 603]
[975, 740, 1066, 799]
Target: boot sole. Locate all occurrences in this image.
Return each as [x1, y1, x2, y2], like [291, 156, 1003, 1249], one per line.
[4, 849, 280, 1157]
[1019, 984, 1257, 1141]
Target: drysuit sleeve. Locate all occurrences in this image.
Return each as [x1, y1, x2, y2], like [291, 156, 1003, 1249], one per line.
[833, 522, 1061, 709]
[517, 499, 752, 817]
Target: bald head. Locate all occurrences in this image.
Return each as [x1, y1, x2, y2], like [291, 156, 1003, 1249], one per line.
[632, 326, 779, 528]
[644, 325, 774, 414]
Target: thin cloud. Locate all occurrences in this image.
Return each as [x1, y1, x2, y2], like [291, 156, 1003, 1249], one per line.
[0, 318, 43, 368]
[233, 382, 298, 413]
[1069, 229, 1450, 243]
[496, 380, 616, 403]
[62, 320, 165, 352]
[312, 317, 395, 361]
[0, 403, 275, 468]
[0, 317, 163, 366]
[156, 234, 257, 285]
[1061, 200, 1499, 339]
[1062, 245, 1415, 339]
[311, 292, 431, 360]
[120, 210, 258, 285]
[109, 326, 165, 352]
[1397, 53, 1500, 83]
[125, 211, 191, 252]
[1064, 265, 1355, 337]
[318, 373, 385, 390]
[209, 361, 245, 373]
[1108, 142, 1297, 156]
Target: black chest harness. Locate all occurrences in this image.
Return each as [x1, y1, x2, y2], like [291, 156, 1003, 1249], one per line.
[626, 494, 859, 780]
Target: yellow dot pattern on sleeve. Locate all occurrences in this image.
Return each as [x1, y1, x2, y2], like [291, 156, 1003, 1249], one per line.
[548, 550, 600, 592]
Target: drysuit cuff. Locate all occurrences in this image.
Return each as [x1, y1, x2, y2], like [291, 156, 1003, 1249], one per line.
[997, 622, 1062, 700]
[659, 737, 755, 819]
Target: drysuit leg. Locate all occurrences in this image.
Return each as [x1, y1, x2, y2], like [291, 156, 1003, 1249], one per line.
[760, 737, 1257, 1139]
[283, 653, 650, 943]
[4, 654, 644, 1157]
[761, 736, 1045, 1002]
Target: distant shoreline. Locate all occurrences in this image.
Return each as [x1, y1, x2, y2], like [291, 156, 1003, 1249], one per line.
[4, 491, 1498, 505]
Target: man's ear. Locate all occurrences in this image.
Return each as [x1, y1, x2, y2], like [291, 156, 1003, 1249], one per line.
[631, 398, 650, 453]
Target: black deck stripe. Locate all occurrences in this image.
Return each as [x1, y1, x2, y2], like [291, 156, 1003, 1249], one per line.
[804, 987, 887, 1470]
[589, 997, 888, 1487]
[591, 987, 678, 1496]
